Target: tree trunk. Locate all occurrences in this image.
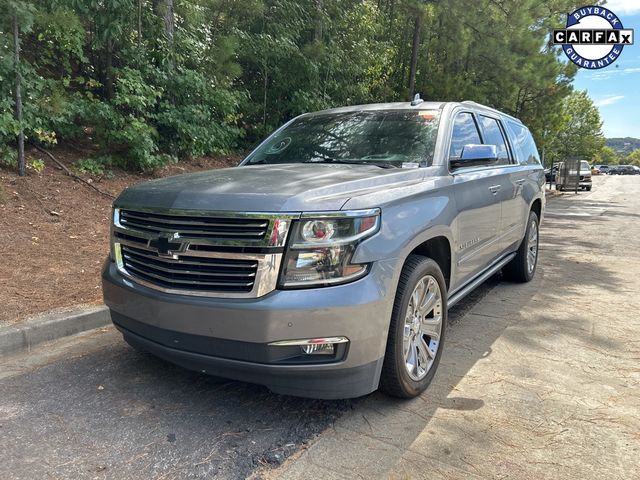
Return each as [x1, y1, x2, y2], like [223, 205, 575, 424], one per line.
[262, 61, 268, 131]
[314, 0, 323, 42]
[13, 13, 25, 177]
[138, 0, 143, 50]
[105, 38, 114, 100]
[408, 11, 423, 100]
[164, 0, 175, 46]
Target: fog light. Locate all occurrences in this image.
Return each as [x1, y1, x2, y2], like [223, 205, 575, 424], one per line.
[268, 336, 349, 356]
[301, 343, 334, 355]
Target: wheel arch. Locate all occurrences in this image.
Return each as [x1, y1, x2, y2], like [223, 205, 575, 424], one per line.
[407, 236, 452, 291]
[530, 197, 542, 220]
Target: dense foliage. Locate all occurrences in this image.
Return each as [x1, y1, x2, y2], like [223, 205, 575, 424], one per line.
[543, 90, 605, 164]
[1, 0, 607, 171]
[590, 138, 640, 166]
[606, 137, 640, 155]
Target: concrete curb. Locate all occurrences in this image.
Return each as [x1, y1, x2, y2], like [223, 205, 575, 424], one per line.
[0, 305, 111, 356]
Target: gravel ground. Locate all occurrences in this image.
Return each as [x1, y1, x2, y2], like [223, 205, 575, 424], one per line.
[0, 149, 238, 325]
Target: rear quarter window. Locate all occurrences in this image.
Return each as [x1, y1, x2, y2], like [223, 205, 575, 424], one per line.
[505, 120, 541, 166]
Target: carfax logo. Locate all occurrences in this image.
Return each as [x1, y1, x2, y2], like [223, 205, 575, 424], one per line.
[553, 6, 634, 69]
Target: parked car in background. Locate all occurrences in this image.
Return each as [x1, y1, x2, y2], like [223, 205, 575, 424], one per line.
[102, 99, 545, 399]
[545, 163, 559, 183]
[633, 166, 640, 175]
[555, 160, 592, 191]
[596, 164, 611, 174]
[612, 165, 639, 175]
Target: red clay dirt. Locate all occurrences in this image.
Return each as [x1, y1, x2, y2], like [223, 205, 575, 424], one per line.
[0, 147, 239, 325]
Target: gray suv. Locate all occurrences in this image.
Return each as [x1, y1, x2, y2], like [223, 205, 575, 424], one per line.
[102, 99, 544, 399]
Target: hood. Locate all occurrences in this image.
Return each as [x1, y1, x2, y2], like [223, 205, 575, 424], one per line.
[114, 163, 426, 212]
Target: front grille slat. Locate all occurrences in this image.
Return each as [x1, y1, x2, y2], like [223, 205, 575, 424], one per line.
[122, 245, 257, 269]
[124, 263, 255, 289]
[121, 211, 269, 228]
[119, 220, 267, 237]
[119, 209, 269, 241]
[123, 254, 257, 278]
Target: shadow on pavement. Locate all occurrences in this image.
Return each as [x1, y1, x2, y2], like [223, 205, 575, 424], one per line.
[1, 193, 630, 480]
[277, 193, 629, 478]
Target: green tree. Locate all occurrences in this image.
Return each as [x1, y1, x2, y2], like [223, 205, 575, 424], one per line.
[545, 90, 605, 163]
[626, 149, 640, 167]
[0, 0, 35, 176]
[0, 0, 596, 173]
[594, 146, 619, 165]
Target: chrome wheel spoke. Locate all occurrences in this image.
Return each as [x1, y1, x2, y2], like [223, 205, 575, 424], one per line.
[420, 317, 441, 340]
[412, 279, 427, 312]
[526, 220, 538, 273]
[418, 291, 437, 317]
[416, 337, 430, 370]
[405, 339, 418, 376]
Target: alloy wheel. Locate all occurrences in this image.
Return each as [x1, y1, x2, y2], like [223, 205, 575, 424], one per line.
[527, 218, 539, 274]
[403, 275, 443, 381]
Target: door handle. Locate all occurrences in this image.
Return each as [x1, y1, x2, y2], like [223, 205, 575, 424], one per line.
[515, 179, 526, 185]
[489, 185, 501, 194]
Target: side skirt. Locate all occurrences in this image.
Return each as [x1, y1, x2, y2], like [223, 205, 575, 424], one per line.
[447, 253, 516, 308]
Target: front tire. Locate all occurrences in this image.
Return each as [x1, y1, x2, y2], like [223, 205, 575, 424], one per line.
[503, 210, 539, 283]
[380, 255, 447, 398]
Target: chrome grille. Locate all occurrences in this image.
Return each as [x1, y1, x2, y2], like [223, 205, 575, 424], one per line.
[119, 209, 269, 241]
[121, 245, 258, 293]
[112, 208, 297, 298]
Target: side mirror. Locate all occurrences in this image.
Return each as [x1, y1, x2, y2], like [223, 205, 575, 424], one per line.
[450, 144, 498, 170]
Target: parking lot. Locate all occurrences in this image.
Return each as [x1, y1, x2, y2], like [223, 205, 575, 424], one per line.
[1, 175, 639, 480]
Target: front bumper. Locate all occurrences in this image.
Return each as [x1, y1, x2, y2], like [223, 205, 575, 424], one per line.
[102, 259, 397, 399]
[579, 177, 592, 187]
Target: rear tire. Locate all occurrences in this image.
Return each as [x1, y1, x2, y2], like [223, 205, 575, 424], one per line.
[503, 211, 539, 283]
[380, 255, 447, 398]
[586, 186, 592, 191]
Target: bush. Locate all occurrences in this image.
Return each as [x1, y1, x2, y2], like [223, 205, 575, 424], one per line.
[0, 145, 16, 168]
[154, 68, 244, 159]
[74, 156, 111, 176]
[68, 66, 244, 170]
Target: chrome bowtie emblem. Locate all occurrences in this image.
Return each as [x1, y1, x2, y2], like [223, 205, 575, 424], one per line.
[148, 232, 185, 258]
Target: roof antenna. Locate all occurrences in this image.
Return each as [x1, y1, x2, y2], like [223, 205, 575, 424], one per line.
[411, 93, 424, 106]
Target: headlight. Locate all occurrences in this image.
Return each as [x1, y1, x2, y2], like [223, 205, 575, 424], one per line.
[280, 210, 380, 287]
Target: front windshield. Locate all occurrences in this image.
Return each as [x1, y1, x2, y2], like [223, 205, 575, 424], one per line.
[245, 109, 441, 167]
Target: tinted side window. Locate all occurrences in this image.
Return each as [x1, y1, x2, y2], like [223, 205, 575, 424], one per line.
[479, 115, 510, 165]
[506, 120, 541, 165]
[449, 112, 482, 158]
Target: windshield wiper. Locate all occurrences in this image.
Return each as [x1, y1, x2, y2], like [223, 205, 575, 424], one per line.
[303, 158, 397, 169]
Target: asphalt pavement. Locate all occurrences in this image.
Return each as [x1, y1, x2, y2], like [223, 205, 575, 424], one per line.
[2, 175, 638, 480]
